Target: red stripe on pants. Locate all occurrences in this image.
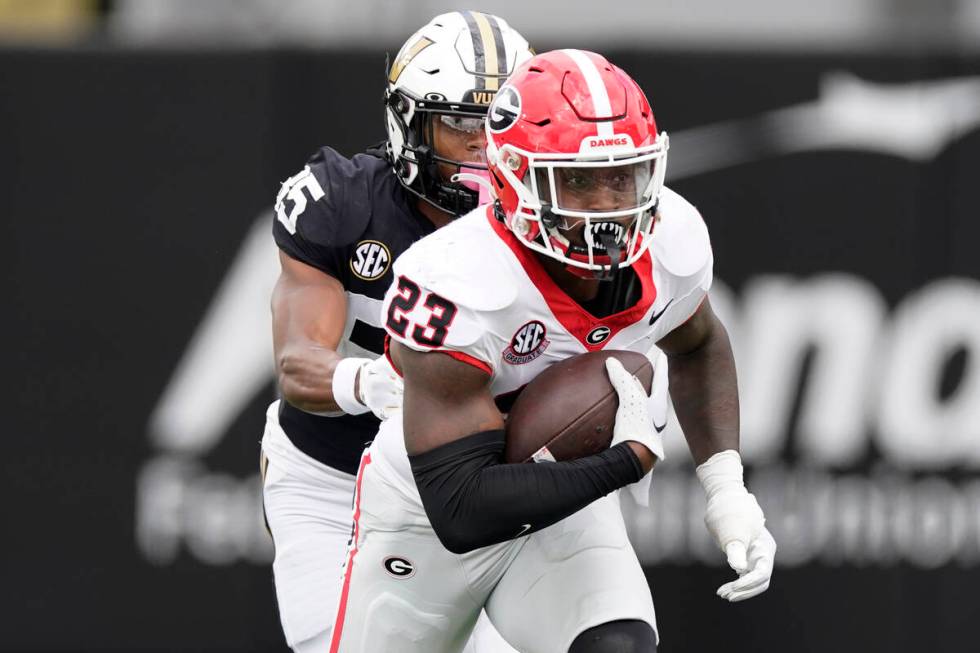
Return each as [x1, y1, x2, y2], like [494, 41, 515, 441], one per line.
[329, 451, 372, 652]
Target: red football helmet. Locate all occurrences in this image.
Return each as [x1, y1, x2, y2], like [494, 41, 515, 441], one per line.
[485, 49, 668, 278]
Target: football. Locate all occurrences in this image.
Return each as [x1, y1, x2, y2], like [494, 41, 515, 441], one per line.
[504, 350, 654, 464]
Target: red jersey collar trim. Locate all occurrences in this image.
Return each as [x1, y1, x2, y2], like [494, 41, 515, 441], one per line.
[485, 207, 656, 350]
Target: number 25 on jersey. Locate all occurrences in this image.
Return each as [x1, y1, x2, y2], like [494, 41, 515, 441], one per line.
[275, 166, 325, 234]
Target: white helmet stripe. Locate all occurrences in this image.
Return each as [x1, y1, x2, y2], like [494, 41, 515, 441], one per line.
[561, 49, 615, 138]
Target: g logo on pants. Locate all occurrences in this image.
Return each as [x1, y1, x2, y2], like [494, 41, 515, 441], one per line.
[383, 556, 416, 579]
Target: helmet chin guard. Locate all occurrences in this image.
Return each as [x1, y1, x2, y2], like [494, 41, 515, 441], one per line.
[453, 171, 495, 208]
[548, 211, 656, 280]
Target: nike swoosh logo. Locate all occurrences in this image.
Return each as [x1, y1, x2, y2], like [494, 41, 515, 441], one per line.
[654, 420, 667, 433]
[648, 299, 674, 326]
[516, 523, 532, 537]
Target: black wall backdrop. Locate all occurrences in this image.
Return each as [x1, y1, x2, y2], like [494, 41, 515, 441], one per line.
[2, 47, 979, 652]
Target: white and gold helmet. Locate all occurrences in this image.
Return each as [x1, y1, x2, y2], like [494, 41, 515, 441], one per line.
[385, 11, 532, 215]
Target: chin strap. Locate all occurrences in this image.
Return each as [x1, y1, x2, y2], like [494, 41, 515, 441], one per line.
[414, 144, 480, 215]
[541, 205, 559, 230]
[493, 200, 507, 222]
[451, 172, 493, 210]
[434, 182, 479, 214]
[596, 231, 622, 281]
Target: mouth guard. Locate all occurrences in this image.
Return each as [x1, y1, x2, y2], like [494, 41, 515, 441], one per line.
[585, 221, 625, 250]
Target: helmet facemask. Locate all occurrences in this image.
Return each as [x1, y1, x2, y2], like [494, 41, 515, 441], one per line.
[385, 89, 493, 216]
[490, 134, 669, 280]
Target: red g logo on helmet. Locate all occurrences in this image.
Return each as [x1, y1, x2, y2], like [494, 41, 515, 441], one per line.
[488, 86, 522, 133]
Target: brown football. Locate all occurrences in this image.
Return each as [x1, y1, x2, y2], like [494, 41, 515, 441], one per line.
[504, 350, 653, 464]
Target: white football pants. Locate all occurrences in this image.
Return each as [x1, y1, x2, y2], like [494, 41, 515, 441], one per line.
[260, 401, 516, 652]
[328, 442, 659, 653]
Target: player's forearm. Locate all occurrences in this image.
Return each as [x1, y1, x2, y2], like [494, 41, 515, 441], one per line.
[276, 343, 345, 413]
[272, 259, 351, 413]
[409, 429, 643, 554]
[666, 318, 740, 465]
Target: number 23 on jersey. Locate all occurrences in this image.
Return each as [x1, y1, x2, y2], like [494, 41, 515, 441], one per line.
[385, 276, 458, 348]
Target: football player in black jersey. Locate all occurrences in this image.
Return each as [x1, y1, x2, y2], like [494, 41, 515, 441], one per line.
[261, 12, 533, 653]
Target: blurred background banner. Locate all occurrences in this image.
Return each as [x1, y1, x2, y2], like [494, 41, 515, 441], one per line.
[2, 1, 979, 652]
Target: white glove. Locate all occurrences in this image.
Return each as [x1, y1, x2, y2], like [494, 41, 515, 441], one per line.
[604, 357, 665, 461]
[358, 355, 404, 420]
[332, 356, 404, 420]
[696, 450, 776, 602]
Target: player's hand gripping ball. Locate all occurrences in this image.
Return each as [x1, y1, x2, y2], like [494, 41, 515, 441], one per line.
[505, 350, 661, 463]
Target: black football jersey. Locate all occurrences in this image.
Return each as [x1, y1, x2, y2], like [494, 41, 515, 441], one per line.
[272, 146, 436, 474]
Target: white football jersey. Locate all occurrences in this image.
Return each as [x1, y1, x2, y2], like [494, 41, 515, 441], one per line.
[370, 186, 713, 496]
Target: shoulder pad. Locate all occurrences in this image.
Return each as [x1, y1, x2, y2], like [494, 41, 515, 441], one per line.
[278, 147, 386, 248]
[393, 209, 518, 311]
[650, 187, 713, 278]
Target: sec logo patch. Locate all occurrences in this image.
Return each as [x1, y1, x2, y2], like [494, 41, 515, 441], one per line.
[350, 240, 391, 281]
[503, 320, 550, 365]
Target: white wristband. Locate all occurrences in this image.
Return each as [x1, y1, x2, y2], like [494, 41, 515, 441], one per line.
[695, 449, 745, 498]
[332, 357, 371, 415]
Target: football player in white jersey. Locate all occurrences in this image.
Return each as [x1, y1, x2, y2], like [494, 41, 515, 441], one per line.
[263, 12, 532, 653]
[329, 50, 777, 653]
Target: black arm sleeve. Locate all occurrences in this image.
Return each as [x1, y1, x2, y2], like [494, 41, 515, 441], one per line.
[408, 430, 644, 554]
